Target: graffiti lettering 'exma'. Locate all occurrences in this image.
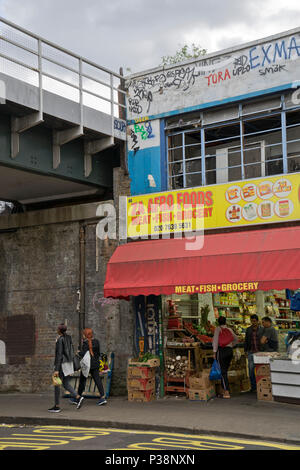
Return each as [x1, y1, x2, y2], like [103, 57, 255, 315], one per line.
[249, 37, 300, 69]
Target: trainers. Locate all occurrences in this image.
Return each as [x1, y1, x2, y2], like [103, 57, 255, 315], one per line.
[97, 398, 107, 406]
[76, 396, 84, 409]
[48, 406, 61, 413]
[69, 398, 78, 405]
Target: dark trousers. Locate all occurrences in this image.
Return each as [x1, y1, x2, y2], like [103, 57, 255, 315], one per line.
[217, 347, 233, 391]
[55, 370, 78, 406]
[78, 368, 105, 398]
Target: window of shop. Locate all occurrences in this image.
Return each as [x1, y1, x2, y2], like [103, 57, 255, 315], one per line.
[166, 97, 300, 189]
[160, 289, 300, 398]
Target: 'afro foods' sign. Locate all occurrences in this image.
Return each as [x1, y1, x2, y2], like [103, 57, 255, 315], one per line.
[126, 173, 300, 237]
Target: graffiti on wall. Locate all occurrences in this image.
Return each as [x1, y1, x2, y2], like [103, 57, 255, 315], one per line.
[126, 35, 300, 118]
[128, 119, 159, 154]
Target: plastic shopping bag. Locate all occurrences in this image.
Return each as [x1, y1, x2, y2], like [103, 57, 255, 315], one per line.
[209, 359, 222, 381]
[80, 351, 91, 378]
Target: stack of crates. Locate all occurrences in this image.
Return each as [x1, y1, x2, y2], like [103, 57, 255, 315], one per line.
[255, 364, 273, 401]
[127, 358, 159, 402]
[188, 370, 216, 402]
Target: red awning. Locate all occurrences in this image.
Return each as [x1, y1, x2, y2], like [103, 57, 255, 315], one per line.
[104, 226, 300, 298]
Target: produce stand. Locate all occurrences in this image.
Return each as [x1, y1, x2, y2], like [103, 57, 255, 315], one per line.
[163, 299, 249, 399]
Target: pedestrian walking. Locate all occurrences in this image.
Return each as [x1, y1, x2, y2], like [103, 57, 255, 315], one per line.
[48, 324, 83, 413]
[244, 314, 264, 392]
[213, 316, 239, 399]
[76, 328, 107, 407]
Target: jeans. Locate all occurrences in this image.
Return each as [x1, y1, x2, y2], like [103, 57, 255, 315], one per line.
[248, 353, 256, 391]
[55, 370, 78, 406]
[78, 368, 105, 398]
[217, 347, 233, 391]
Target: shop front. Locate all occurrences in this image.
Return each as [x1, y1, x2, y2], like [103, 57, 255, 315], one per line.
[104, 225, 300, 403]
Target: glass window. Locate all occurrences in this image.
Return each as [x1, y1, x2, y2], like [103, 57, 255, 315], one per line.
[166, 103, 300, 190]
[168, 134, 182, 148]
[185, 159, 202, 173]
[244, 115, 282, 178]
[186, 173, 202, 187]
[286, 110, 300, 174]
[169, 175, 183, 189]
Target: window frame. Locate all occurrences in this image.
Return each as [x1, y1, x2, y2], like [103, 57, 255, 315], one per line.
[166, 95, 300, 190]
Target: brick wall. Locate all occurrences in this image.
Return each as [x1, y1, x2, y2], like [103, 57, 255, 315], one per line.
[0, 167, 134, 395]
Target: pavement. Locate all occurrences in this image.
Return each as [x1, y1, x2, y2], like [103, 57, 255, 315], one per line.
[1, 391, 300, 445]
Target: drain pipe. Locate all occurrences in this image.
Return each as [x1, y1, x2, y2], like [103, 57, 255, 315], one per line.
[79, 225, 86, 347]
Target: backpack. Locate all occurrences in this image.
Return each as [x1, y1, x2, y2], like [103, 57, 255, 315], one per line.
[218, 327, 234, 348]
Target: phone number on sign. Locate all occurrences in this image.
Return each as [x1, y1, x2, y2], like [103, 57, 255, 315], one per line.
[153, 222, 192, 232]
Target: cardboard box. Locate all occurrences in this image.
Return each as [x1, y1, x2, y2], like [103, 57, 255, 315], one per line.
[257, 376, 272, 389]
[128, 389, 155, 402]
[189, 371, 211, 390]
[127, 377, 155, 391]
[127, 366, 156, 379]
[189, 386, 216, 401]
[257, 388, 273, 401]
[255, 364, 271, 377]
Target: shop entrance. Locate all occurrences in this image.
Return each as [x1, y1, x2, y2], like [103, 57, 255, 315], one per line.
[132, 288, 300, 402]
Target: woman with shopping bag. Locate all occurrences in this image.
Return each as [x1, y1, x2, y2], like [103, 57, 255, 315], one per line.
[212, 316, 239, 399]
[75, 328, 107, 407]
[48, 324, 83, 413]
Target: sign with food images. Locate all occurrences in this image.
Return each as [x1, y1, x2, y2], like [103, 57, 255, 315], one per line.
[126, 173, 300, 237]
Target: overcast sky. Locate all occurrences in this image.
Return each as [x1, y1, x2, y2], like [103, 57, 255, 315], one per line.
[1, 0, 300, 74]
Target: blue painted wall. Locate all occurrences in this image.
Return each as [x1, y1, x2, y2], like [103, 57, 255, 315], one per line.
[128, 145, 162, 195]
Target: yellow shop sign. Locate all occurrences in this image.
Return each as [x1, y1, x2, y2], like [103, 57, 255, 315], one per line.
[127, 173, 300, 237]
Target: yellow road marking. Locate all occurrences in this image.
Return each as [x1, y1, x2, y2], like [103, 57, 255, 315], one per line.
[0, 425, 299, 451]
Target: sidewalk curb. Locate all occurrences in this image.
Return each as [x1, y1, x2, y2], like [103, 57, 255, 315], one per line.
[1, 416, 300, 447]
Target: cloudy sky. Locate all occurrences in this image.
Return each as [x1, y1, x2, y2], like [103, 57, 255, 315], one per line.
[1, 0, 300, 74]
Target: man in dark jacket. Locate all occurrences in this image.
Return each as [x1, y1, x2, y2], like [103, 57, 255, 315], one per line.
[261, 317, 279, 353]
[244, 315, 264, 392]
